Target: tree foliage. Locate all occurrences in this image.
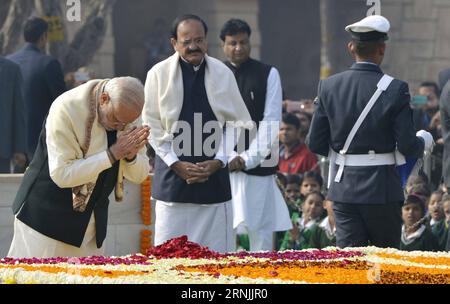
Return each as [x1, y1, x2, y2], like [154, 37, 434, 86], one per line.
[0, 0, 116, 73]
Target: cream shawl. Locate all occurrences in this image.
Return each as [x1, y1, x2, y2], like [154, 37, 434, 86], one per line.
[46, 80, 128, 212]
[143, 52, 253, 147]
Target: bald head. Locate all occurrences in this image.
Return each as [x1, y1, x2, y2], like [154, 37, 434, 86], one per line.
[105, 77, 145, 112]
[98, 77, 145, 131]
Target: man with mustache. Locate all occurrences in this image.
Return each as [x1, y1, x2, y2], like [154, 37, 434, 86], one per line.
[144, 15, 252, 252]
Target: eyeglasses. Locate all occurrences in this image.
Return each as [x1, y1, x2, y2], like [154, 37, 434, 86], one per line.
[177, 38, 206, 47]
[107, 107, 128, 129]
[103, 97, 128, 130]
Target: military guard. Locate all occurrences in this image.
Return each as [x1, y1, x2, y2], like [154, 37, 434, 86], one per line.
[306, 15, 434, 248]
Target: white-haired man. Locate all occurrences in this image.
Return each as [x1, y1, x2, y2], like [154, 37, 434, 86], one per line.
[8, 77, 150, 258]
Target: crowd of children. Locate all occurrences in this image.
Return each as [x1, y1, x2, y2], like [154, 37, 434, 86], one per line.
[234, 81, 450, 252]
[236, 169, 450, 252]
[275, 171, 335, 251]
[397, 174, 449, 251]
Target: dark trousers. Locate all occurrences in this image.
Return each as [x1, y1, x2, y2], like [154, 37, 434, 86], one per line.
[333, 201, 403, 249]
[0, 157, 10, 173]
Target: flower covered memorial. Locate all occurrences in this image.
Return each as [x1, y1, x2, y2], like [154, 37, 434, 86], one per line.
[1, 236, 449, 284]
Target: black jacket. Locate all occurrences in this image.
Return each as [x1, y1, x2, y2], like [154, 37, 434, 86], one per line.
[12, 126, 119, 248]
[440, 80, 450, 188]
[224, 58, 278, 176]
[0, 57, 26, 159]
[7, 44, 66, 156]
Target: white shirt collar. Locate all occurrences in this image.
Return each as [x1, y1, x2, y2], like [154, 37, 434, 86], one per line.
[319, 216, 336, 237]
[401, 224, 426, 245]
[357, 61, 379, 66]
[180, 55, 204, 71]
[430, 218, 437, 227]
[299, 217, 317, 230]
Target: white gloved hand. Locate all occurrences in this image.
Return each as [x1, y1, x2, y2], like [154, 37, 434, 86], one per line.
[416, 130, 434, 152]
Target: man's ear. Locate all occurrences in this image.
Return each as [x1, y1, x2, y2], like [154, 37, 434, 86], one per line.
[347, 41, 355, 55]
[171, 38, 177, 50]
[100, 92, 109, 105]
[379, 42, 386, 57]
[38, 32, 48, 48]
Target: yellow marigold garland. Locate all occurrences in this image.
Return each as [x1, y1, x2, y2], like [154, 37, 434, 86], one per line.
[140, 176, 152, 254]
[0, 264, 147, 278]
[375, 252, 450, 266]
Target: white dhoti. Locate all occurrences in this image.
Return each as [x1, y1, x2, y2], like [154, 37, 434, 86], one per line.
[154, 200, 234, 253]
[230, 172, 292, 251]
[7, 213, 103, 258]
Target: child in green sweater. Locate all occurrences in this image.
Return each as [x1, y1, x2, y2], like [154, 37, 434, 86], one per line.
[443, 198, 450, 224]
[284, 174, 302, 216]
[428, 191, 448, 251]
[275, 173, 323, 251]
[299, 171, 323, 199]
[285, 171, 323, 215]
[280, 191, 324, 250]
[308, 200, 336, 249]
[400, 194, 439, 252]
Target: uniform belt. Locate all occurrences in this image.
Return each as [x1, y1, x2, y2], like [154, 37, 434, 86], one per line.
[335, 151, 396, 166]
[329, 149, 406, 186]
[329, 74, 395, 186]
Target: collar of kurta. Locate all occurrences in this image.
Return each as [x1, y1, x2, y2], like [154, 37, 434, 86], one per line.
[144, 52, 253, 147]
[224, 58, 253, 72]
[179, 56, 205, 72]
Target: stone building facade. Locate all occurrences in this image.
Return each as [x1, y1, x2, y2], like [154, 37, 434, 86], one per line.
[381, 0, 450, 92]
[77, 0, 450, 104]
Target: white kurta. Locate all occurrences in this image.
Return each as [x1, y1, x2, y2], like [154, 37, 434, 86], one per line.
[154, 200, 235, 253]
[230, 68, 292, 251]
[231, 173, 292, 232]
[8, 214, 103, 258]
